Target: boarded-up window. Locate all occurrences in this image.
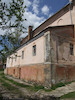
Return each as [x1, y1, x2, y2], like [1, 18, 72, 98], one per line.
[70, 43, 73, 55]
[33, 45, 36, 56]
[13, 69, 15, 74]
[22, 51, 24, 59]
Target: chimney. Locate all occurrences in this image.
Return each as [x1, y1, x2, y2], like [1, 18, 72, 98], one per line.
[28, 26, 33, 40]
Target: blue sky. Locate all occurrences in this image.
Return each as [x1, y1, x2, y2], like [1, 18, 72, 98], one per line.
[0, 0, 69, 51]
[28, 0, 69, 19]
[23, 0, 69, 29]
[0, 0, 69, 36]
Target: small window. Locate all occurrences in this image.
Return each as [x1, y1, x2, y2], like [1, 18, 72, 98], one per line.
[15, 56, 17, 61]
[22, 51, 24, 59]
[33, 45, 36, 56]
[70, 43, 73, 55]
[12, 58, 13, 63]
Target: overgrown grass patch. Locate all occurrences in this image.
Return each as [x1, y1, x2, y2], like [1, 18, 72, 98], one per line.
[0, 78, 24, 98]
[0, 93, 3, 100]
[0, 72, 74, 92]
[0, 69, 4, 72]
[0, 78, 18, 92]
[0, 93, 2, 98]
[51, 82, 65, 90]
[0, 73, 4, 76]
[1, 74, 45, 92]
[51, 81, 74, 90]
[61, 92, 75, 99]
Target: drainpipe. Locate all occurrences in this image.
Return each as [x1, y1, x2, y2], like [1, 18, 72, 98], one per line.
[69, 0, 73, 24]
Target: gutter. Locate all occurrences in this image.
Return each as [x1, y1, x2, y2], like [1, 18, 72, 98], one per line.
[69, 0, 73, 24]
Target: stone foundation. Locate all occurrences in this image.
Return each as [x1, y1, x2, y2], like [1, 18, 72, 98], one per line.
[6, 64, 51, 88]
[5, 64, 75, 88]
[51, 64, 75, 85]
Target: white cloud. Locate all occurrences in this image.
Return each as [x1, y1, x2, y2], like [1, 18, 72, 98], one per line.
[0, 29, 5, 35]
[24, 0, 31, 7]
[20, 11, 46, 37]
[3, 0, 31, 8]
[0, 0, 47, 37]
[49, 13, 54, 17]
[41, 5, 49, 15]
[24, 11, 45, 29]
[32, 0, 39, 15]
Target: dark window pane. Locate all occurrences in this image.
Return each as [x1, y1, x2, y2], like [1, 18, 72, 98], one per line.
[22, 51, 24, 59]
[33, 45, 36, 56]
[70, 43, 73, 55]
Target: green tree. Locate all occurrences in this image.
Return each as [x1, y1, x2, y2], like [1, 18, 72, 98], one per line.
[0, 0, 26, 64]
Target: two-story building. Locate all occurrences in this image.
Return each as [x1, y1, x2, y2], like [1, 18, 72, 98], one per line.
[5, 0, 75, 88]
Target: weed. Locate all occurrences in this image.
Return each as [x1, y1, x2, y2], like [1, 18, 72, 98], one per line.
[0, 72, 74, 92]
[61, 92, 75, 99]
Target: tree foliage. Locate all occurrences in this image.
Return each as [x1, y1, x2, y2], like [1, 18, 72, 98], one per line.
[0, 0, 26, 64]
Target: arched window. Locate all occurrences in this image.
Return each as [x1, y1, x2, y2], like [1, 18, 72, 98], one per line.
[57, 19, 63, 25]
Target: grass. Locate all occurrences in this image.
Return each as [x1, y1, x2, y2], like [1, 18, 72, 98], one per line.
[51, 81, 73, 90]
[0, 93, 3, 100]
[0, 72, 45, 92]
[0, 93, 2, 98]
[0, 78, 18, 92]
[51, 82, 65, 90]
[0, 72, 72, 91]
[61, 92, 75, 99]
[0, 78, 24, 98]
[0, 69, 4, 72]
[0, 70, 74, 92]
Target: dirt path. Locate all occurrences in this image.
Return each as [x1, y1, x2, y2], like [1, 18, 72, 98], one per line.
[49, 82, 75, 97]
[0, 72, 59, 100]
[0, 71, 75, 100]
[0, 83, 24, 100]
[41, 82, 75, 98]
[6, 75, 75, 98]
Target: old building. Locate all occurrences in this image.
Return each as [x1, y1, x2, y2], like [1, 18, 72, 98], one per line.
[5, 0, 75, 87]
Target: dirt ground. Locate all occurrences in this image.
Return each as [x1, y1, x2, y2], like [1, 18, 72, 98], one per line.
[0, 71, 75, 100]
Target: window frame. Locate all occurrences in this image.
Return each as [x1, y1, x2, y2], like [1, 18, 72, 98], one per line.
[22, 50, 24, 59]
[15, 55, 17, 61]
[32, 45, 36, 56]
[70, 43, 74, 55]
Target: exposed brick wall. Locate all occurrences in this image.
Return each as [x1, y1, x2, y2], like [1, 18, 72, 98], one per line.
[20, 65, 45, 83]
[51, 64, 75, 85]
[6, 64, 51, 87]
[7, 67, 19, 78]
[6, 64, 75, 87]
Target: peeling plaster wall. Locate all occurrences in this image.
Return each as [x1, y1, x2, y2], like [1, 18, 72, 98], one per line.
[72, 0, 75, 24]
[6, 31, 52, 88]
[6, 36, 45, 68]
[44, 31, 51, 62]
[50, 28, 75, 64]
[50, 27, 75, 85]
[51, 64, 75, 85]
